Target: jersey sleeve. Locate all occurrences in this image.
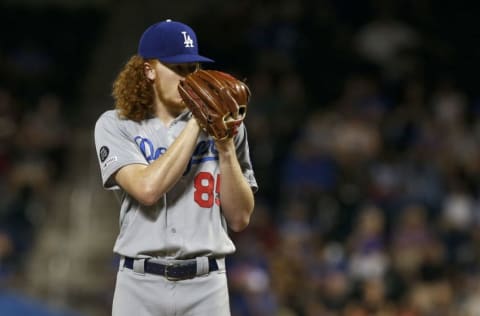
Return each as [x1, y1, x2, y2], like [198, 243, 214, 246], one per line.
[234, 123, 258, 193]
[94, 111, 147, 190]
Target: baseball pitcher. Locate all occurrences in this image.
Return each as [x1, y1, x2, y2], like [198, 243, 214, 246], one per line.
[94, 19, 257, 316]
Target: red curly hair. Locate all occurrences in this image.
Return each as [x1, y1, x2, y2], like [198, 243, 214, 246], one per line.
[112, 55, 155, 121]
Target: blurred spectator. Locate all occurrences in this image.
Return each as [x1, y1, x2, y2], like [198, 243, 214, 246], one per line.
[0, 186, 36, 280]
[11, 92, 70, 195]
[390, 204, 439, 281]
[347, 205, 388, 282]
[353, 2, 420, 82]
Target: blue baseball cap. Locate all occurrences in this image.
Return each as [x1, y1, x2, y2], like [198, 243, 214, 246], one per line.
[138, 19, 214, 64]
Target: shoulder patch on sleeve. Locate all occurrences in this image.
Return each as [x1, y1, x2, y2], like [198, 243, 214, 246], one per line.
[99, 146, 110, 162]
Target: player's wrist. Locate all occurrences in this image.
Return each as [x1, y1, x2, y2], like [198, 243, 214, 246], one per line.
[214, 137, 234, 152]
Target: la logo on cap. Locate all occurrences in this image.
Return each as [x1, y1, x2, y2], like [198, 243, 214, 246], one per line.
[138, 19, 214, 63]
[182, 31, 194, 48]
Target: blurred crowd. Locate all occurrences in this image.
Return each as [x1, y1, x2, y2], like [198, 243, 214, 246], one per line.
[0, 6, 104, 286]
[217, 1, 480, 316]
[0, 5, 97, 315]
[0, 90, 73, 314]
[2, 1, 480, 315]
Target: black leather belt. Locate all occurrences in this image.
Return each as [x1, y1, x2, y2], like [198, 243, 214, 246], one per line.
[123, 257, 219, 280]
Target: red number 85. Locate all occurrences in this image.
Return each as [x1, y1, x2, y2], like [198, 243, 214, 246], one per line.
[194, 172, 220, 208]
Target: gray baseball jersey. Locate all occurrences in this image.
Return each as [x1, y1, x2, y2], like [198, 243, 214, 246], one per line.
[94, 109, 257, 259]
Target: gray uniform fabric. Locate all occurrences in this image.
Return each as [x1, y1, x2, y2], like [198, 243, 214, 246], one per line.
[94, 109, 258, 259]
[113, 261, 230, 316]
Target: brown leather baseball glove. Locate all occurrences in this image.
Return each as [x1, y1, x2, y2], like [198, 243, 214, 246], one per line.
[178, 69, 250, 141]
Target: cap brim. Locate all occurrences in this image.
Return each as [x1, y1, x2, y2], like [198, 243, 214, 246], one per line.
[158, 54, 214, 64]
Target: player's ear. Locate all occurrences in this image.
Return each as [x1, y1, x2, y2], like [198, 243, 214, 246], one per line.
[144, 62, 156, 80]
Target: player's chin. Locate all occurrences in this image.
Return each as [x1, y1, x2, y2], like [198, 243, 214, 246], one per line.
[167, 98, 186, 110]
[174, 97, 186, 108]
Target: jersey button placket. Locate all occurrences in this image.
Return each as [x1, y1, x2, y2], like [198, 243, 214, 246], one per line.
[166, 128, 174, 145]
[167, 120, 183, 145]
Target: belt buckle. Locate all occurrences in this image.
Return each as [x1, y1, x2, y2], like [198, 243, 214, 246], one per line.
[164, 262, 181, 281]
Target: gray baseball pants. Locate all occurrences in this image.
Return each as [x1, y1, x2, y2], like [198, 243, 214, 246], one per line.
[112, 257, 230, 316]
